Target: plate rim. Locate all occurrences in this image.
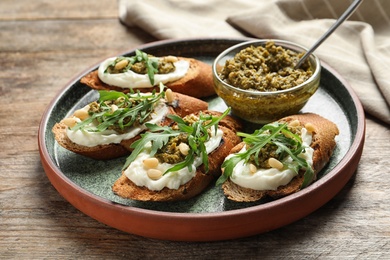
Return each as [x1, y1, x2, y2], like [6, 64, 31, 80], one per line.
[38, 37, 366, 241]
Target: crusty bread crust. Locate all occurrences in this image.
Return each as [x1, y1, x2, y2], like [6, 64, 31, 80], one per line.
[80, 57, 215, 98]
[112, 125, 242, 201]
[222, 113, 339, 202]
[52, 92, 208, 160]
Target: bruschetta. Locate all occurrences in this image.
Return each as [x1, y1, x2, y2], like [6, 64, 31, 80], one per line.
[80, 50, 215, 98]
[218, 113, 339, 202]
[52, 85, 208, 160]
[112, 109, 242, 201]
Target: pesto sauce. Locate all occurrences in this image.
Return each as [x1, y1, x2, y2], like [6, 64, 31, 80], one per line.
[219, 41, 312, 92]
[155, 133, 188, 164]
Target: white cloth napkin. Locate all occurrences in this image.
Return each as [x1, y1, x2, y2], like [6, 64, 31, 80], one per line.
[119, 0, 390, 125]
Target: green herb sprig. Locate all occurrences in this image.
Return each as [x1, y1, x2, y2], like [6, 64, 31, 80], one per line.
[71, 83, 165, 133]
[216, 122, 314, 188]
[104, 49, 159, 85]
[122, 108, 231, 174]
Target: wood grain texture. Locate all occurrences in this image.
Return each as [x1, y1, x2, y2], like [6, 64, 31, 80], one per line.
[1, 0, 389, 258]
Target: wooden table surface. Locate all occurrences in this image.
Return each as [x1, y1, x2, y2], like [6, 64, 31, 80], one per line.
[1, 1, 389, 259]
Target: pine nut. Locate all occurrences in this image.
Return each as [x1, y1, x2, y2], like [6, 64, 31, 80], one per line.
[289, 119, 300, 127]
[114, 59, 129, 70]
[143, 158, 159, 169]
[249, 163, 257, 174]
[61, 117, 78, 128]
[147, 169, 163, 180]
[164, 55, 178, 63]
[178, 142, 190, 156]
[268, 158, 283, 170]
[73, 109, 89, 121]
[111, 104, 118, 112]
[305, 123, 316, 133]
[165, 89, 174, 103]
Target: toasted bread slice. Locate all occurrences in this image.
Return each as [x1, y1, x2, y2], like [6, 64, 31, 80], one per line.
[52, 92, 208, 160]
[222, 113, 339, 202]
[112, 124, 241, 201]
[80, 57, 215, 98]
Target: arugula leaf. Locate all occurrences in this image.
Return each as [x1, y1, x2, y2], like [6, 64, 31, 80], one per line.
[216, 122, 314, 188]
[215, 155, 243, 186]
[147, 58, 159, 85]
[98, 90, 129, 102]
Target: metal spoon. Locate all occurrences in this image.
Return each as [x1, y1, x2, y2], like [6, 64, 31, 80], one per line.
[294, 0, 363, 69]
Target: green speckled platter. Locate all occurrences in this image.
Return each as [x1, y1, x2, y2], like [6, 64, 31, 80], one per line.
[38, 38, 365, 241]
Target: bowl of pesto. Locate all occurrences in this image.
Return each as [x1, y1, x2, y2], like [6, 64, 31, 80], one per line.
[213, 40, 321, 124]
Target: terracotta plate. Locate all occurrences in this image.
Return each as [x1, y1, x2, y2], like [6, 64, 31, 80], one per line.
[38, 38, 365, 241]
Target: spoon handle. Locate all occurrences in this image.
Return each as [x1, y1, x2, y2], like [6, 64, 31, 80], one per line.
[295, 0, 363, 69]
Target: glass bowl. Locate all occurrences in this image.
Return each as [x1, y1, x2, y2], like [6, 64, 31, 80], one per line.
[212, 39, 321, 124]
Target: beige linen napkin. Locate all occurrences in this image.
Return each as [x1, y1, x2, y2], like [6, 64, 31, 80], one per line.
[119, 0, 390, 125]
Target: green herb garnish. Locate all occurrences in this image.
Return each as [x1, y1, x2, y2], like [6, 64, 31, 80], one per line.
[104, 49, 159, 85]
[71, 83, 165, 133]
[122, 108, 231, 174]
[216, 122, 314, 188]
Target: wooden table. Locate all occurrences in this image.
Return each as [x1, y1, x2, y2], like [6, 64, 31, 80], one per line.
[1, 1, 389, 258]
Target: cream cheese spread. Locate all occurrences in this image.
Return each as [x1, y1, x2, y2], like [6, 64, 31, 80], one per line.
[229, 128, 314, 190]
[124, 128, 223, 191]
[97, 57, 190, 89]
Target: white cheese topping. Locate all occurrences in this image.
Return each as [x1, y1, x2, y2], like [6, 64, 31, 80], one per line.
[124, 128, 223, 191]
[229, 128, 314, 191]
[97, 57, 189, 89]
[66, 100, 169, 147]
